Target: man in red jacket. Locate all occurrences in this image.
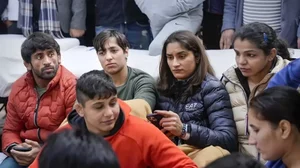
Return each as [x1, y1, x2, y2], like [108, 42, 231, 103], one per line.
[0, 32, 76, 168]
[30, 70, 197, 168]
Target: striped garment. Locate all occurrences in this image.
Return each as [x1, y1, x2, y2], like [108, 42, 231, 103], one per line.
[243, 0, 282, 32]
[18, 0, 63, 38]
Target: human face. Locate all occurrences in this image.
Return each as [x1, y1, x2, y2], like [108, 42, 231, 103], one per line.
[166, 42, 197, 80]
[234, 38, 275, 77]
[248, 108, 285, 161]
[25, 49, 60, 80]
[97, 38, 128, 75]
[77, 96, 120, 136]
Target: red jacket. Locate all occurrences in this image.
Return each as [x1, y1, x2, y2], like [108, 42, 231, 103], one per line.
[2, 65, 76, 154]
[29, 100, 197, 168]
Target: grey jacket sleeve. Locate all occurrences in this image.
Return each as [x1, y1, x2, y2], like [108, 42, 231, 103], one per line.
[185, 80, 238, 152]
[221, 0, 237, 32]
[70, 0, 86, 30]
[133, 74, 157, 110]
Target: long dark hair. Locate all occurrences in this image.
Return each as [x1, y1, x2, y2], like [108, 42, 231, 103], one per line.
[233, 22, 291, 60]
[157, 30, 215, 101]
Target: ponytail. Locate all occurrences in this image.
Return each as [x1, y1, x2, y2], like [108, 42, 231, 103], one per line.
[274, 39, 291, 60]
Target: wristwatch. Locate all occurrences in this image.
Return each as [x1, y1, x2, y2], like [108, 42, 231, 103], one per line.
[180, 123, 190, 139]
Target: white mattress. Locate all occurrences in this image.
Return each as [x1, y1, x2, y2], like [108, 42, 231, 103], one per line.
[0, 34, 299, 97]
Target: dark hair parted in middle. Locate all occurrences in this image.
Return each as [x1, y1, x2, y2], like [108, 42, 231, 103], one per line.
[76, 70, 117, 106]
[233, 22, 291, 60]
[93, 29, 129, 53]
[250, 86, 300, 130]
[157, 30, 215, 100]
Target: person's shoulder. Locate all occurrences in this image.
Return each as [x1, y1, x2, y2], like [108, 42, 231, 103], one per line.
[121, 115, 165, 142]
[59, 65, 77, 87]
[10, 73, 29, 96]
[203, 74, 225, 89]
[129, 67, 154, 80]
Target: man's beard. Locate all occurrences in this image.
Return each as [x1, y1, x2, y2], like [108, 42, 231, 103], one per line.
[32, 65, 59, 80]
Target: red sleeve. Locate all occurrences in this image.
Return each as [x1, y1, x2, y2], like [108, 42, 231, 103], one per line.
[144, 126, 198, 168]
[2, 96, 24, 154]
[64, 78, 76, 116]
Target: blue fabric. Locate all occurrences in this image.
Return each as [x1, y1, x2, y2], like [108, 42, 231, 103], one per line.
[156, 74, 238, 152]
[0, 0, 8, 16]
[267, 58, 300, 89]
[266, 160, 286, 168]
[95, 22, 153, 50]
[0, 157, 27, 168]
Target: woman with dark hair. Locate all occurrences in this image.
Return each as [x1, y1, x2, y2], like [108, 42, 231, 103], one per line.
[221, 22, 290, 159]
[248, 86, 300, 168]
[155, 30, 238, 166]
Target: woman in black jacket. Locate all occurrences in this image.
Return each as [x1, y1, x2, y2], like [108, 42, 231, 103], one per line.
[155, 30, 238, 153]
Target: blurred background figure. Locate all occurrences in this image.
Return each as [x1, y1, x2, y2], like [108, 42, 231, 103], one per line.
[38, 129, 120, 168]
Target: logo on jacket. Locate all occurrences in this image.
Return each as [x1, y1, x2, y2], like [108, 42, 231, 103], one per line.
[185, 103, 201, 111]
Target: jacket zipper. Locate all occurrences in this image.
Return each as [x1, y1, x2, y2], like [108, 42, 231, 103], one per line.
[222, 75, 249, 134]
[222, 74, 263, 161]
[34, 90, 46, 143]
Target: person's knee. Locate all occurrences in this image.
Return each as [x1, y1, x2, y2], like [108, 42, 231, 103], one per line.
[149, 40, 163, 56]
[0, 157, 23, 168]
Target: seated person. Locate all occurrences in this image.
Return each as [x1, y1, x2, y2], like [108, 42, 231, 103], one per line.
[221, 22, 290, 159]
[0, 32, 76, 168]
[30, 70, 198, 168]
[93, 30, 157, 110]
[38, 129, 120, 168]
[248, 86, 300, 168]
[267, 58, 300, 89]
[155, 30, 238, 167]
[205, 153, 265, 168]
[135, 0, 203, 56]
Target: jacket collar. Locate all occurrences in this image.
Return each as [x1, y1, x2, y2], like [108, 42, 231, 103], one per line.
[222, 56, 289, 85]
[67, 99, 130, 138]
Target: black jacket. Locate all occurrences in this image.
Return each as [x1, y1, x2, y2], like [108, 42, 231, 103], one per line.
[157, 74, 238, 152]
[0, 0, 8, 16]
[95, 0, 149, 26]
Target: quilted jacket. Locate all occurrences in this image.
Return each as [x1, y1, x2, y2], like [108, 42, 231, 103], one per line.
[2, 65, 76, 154]
[221, 56, 289, 158]
[156, 74, 238, 152]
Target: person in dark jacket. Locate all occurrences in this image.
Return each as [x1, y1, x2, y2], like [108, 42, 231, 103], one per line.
[0, 0, 8, 34]
[155, 30, 238, 166]
[95, 0, 152, 50]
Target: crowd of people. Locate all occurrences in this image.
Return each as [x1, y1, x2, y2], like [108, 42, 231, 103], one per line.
[0, 0, 299, 53]
[0, 0, 300, 168]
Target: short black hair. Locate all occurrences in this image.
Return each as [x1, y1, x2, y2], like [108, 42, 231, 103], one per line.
[93, 29, 129, 53]
[76, 70, 117, 106]
[249, 86, 300, 130]
[233, 22, 290, 60]
[205, 153, 265, 168]
[21, 32, 60, 63]
[39, 129, 120, 168]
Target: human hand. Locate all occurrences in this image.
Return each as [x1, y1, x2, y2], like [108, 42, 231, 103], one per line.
[10, 139, 41, 166]
[69, 29, 85, 38]
[155, 110, 183, 137]
[4, 20, 13, 28]
[220, 29, 235, 49]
